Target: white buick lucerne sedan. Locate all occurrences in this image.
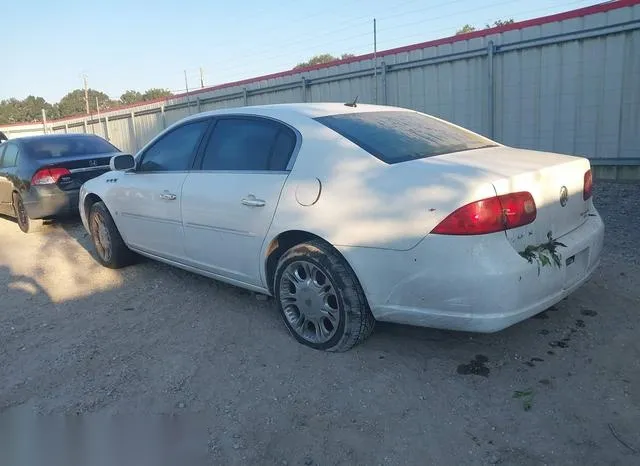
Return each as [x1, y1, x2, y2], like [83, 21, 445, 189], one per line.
[79, 103, 604, 351]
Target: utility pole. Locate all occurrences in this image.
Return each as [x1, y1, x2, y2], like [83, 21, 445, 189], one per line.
[83, 74, 90, 115]
[95, 96, 101, 135]
[200, 67, 205, 88]
[373, 18, 378, 104]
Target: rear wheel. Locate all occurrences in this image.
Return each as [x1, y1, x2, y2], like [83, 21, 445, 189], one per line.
[274, 240, 375, 352]
[89, 201, 135, 268]
[12, 192, 43, 234]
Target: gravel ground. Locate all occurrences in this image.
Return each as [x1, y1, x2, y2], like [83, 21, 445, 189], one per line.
[0, 182, 639, 465]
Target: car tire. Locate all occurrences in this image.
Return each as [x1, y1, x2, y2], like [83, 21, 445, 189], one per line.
[13, 192, 43, 234]
[274, 240, 375, 352]
[88, 201, 135, 269]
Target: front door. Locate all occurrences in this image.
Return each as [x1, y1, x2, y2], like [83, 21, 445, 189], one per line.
[181, 116, 297, 286]
[109, 118, 210, 261]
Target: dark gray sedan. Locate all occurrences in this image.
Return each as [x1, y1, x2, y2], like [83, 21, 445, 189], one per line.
[0, 133, 124, 233]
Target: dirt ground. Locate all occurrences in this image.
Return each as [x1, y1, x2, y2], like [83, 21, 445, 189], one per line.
[0, 182, 638, 465]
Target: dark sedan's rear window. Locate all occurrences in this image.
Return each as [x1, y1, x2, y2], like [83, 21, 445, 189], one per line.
[315, 111, 497, 164]
[23, 135, 118, 159]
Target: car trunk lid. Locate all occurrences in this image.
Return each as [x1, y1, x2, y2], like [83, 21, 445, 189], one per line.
[33, 152, 118, 190]
[434, 146, 591, 251]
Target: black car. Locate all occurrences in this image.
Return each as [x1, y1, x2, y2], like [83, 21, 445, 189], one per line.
[0, 133, 124, 233]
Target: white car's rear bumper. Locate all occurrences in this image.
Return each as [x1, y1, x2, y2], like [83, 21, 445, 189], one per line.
[341, 211, 604, 333]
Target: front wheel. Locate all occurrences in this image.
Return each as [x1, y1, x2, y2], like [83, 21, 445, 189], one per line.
[89, 201, 135, 268]
[274, 240, 375, 352]
[13, 192, 43, 234]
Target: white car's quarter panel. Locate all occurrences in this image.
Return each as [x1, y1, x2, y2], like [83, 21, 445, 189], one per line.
[267, 119, 499, 251]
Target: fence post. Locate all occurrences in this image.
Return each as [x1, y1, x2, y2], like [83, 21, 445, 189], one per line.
[243, 87, 248, 106]
[130, 111, 138, 152]
[301, 77, 307, 102]
[83, 119, 88, 133]
[160, 104, 166, 129]
[487, 40, 495, 139]
[381, 61, 388, 105]
[197, 96, 201, 113]
[64, 123, 68, 134]
[104, 116, 110, 141]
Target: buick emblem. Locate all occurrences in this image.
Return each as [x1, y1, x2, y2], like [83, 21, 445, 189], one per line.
[559, 186, 568, 207]
[89, 159, 98, 167]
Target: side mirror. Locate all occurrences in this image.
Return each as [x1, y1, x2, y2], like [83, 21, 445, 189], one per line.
[110, 154, 135, 171]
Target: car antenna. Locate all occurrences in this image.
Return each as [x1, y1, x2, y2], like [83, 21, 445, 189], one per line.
[344, 96, 358, 108]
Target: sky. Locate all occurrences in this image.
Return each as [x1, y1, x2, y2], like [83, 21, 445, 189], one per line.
[2, 0, 601, 103]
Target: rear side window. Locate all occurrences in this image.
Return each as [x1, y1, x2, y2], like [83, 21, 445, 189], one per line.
[200, 118, 295, 171]
[23, 135, 118, 159]
[0, 144, 19, 168]
[315, 111, 497, 164]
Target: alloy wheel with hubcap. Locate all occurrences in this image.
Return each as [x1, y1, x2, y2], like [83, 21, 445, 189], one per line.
[88, 201, 135, 269]
[274, 240, 375, 352]
[90, 212, 113, 263]
[279, 260, 341, 345]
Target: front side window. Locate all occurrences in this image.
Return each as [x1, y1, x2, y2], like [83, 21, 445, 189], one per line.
[315, 111, 497, 164]
[200, 118, 295, 171]
[139, 120, 209, 172]
[0, 144, 19, 168]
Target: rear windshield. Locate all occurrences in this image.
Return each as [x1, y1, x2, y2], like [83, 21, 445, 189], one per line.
[23, 135, 118, 159]
[315, 111, 497, 164]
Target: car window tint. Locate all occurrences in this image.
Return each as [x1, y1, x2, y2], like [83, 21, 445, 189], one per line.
[0, 144, 19, 168]
[23, 135, 117, 158]
[201, 118, 294, 171]
[270, 129, 296, 170]
[139, 120, 209, 172]
[314, 111, 497, 164]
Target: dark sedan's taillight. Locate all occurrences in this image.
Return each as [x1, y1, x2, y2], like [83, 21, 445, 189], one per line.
[31, 168, 71, 185]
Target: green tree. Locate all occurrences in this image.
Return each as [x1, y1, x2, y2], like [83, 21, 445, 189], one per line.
[456, 24, 476, 35]
[0, 96, 58, 124]
[294, 53, 355, 70]
[141, 88, 172, 101]
[57, 89, 112, 118]
[120, 90, 143, 105]
[486, 19, 515, 28]
[456, 19, 514, 35]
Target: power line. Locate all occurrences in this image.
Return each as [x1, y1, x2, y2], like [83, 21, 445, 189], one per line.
[172, 0, 595, 97]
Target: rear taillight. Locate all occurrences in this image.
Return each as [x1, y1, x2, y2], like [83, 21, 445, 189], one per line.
[431, 192, 537, 236]
[583, 169, 593, 201]
[31, 168, 71, 185]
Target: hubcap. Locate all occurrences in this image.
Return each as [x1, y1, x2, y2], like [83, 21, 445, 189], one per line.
[279, 261, 340, 344]
[91, 214, 112, 262]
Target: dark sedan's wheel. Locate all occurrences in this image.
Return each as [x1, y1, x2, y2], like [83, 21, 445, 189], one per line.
[89, 201, 135, 269]
[12, 193, 43, 234]
[274, 240, 375, 352]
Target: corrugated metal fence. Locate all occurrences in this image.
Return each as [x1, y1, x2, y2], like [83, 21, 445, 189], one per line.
[3, 1, 640, 178]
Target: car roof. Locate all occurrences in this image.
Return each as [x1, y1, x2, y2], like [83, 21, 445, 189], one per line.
[181, 102, 408, 124]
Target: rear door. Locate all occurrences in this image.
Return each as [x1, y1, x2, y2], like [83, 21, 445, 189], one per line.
[0, 143, 18, 215]
[181, 116, 297, 286]
[109, 119, 210, 261]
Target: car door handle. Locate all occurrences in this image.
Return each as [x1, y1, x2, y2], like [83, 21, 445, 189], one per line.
[241, 195, 266, 207]
[159, 191, 177, 201]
